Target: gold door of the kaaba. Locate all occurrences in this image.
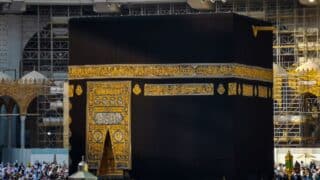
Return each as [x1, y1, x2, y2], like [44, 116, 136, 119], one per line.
[86, 81, 132, 176]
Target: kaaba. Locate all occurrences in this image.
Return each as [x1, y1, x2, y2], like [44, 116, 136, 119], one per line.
[68, 14, 274, 180]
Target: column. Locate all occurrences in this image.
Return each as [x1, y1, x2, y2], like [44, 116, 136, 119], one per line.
[11, 105, 19, 147]
[0, 105, 6, 147]
[7, 115, 11, 148]
[11, 115, 16, 147]
[20, 115, 26, 148]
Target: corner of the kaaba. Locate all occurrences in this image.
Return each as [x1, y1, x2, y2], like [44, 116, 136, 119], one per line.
[68, 13, 274, 179]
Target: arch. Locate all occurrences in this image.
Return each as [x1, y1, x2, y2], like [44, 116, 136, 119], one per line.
[0, 104, 7, 148]
[20, 89, 43, 115]
[0, 83, 44, 115]
[0, 95, 20, 113]
[0, 98, 6, 108]
[25, 94, 63, 148]
[26, 95, 46, 114]
[22, 25, 48, 72]
[0, 84, 48, 149]
[25, 95, 46, 148]
[22, 23, 69, 73]
[0, 96, 20, 149]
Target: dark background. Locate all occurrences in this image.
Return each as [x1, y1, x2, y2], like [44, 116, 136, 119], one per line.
[69, 14, 273, 179]
[69, 14, 272, 68]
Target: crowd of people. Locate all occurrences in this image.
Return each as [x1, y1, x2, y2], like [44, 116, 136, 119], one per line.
[275, 161, 320, 180]
[2, 159, 320, 179]
[0, 161, 68, 179]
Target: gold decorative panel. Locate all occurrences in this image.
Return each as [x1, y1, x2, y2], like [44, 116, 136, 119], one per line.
[75, 85, 83, 96]
[217, 84, 225, 95]
[144, 83, 214, 96]
[243, 84, 253, 97]
[132, 84, 142, 95]
[258, 86, 268, 98]
[228, 83, 237, 96]
[86, 81, 131, 170]
[69, 63, 272, 82]
[252, 25, 276, 38]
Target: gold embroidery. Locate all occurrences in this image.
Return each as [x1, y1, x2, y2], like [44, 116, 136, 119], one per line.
[69, 63, 272, 82]
[75, 85, 83, 96]
[217, 84, 226, 95]
[86, 81, 131, 171]
[228, 83, 237, 95]
[252, 25, 276, 38]
[144, 83, 214, 96]
[258, 86, 268, 98]
[243, 84, 253, 97]
[132, 84, 142, 95]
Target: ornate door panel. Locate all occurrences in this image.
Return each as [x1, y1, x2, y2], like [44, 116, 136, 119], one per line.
[86, 81, 131, 174]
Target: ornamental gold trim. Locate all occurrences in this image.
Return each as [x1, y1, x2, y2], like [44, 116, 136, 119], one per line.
[228, 83, 237, 95]
[252, 25, 276, 38]
[132, 84, 142, 95]
[243, 84, 253, 97]
[69, 63, 272, 82]
[75, 85, 83, 96]
[258, 86, 268, 98]
[143, 83, 271, 98]
[144, 83, 214, 96]
[217, 84, 225, 95]
[227, 83, 271, 98]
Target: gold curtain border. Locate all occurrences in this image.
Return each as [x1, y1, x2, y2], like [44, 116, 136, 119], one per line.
[69, 63, 272, 82]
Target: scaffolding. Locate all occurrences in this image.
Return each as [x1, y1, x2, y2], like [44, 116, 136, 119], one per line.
[268, 3, 320, 147]
[36, 82, 64, 148]
[20, 6, 84, 148]
[274, 69, 303, 146]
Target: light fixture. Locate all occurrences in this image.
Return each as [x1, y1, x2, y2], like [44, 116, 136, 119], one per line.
[1, 0, 26, 13]
[210, 0, 227, 3]
[93, 0, 121, 13]
[187, 0, 214, 10]
[299, 0, 318, 6]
